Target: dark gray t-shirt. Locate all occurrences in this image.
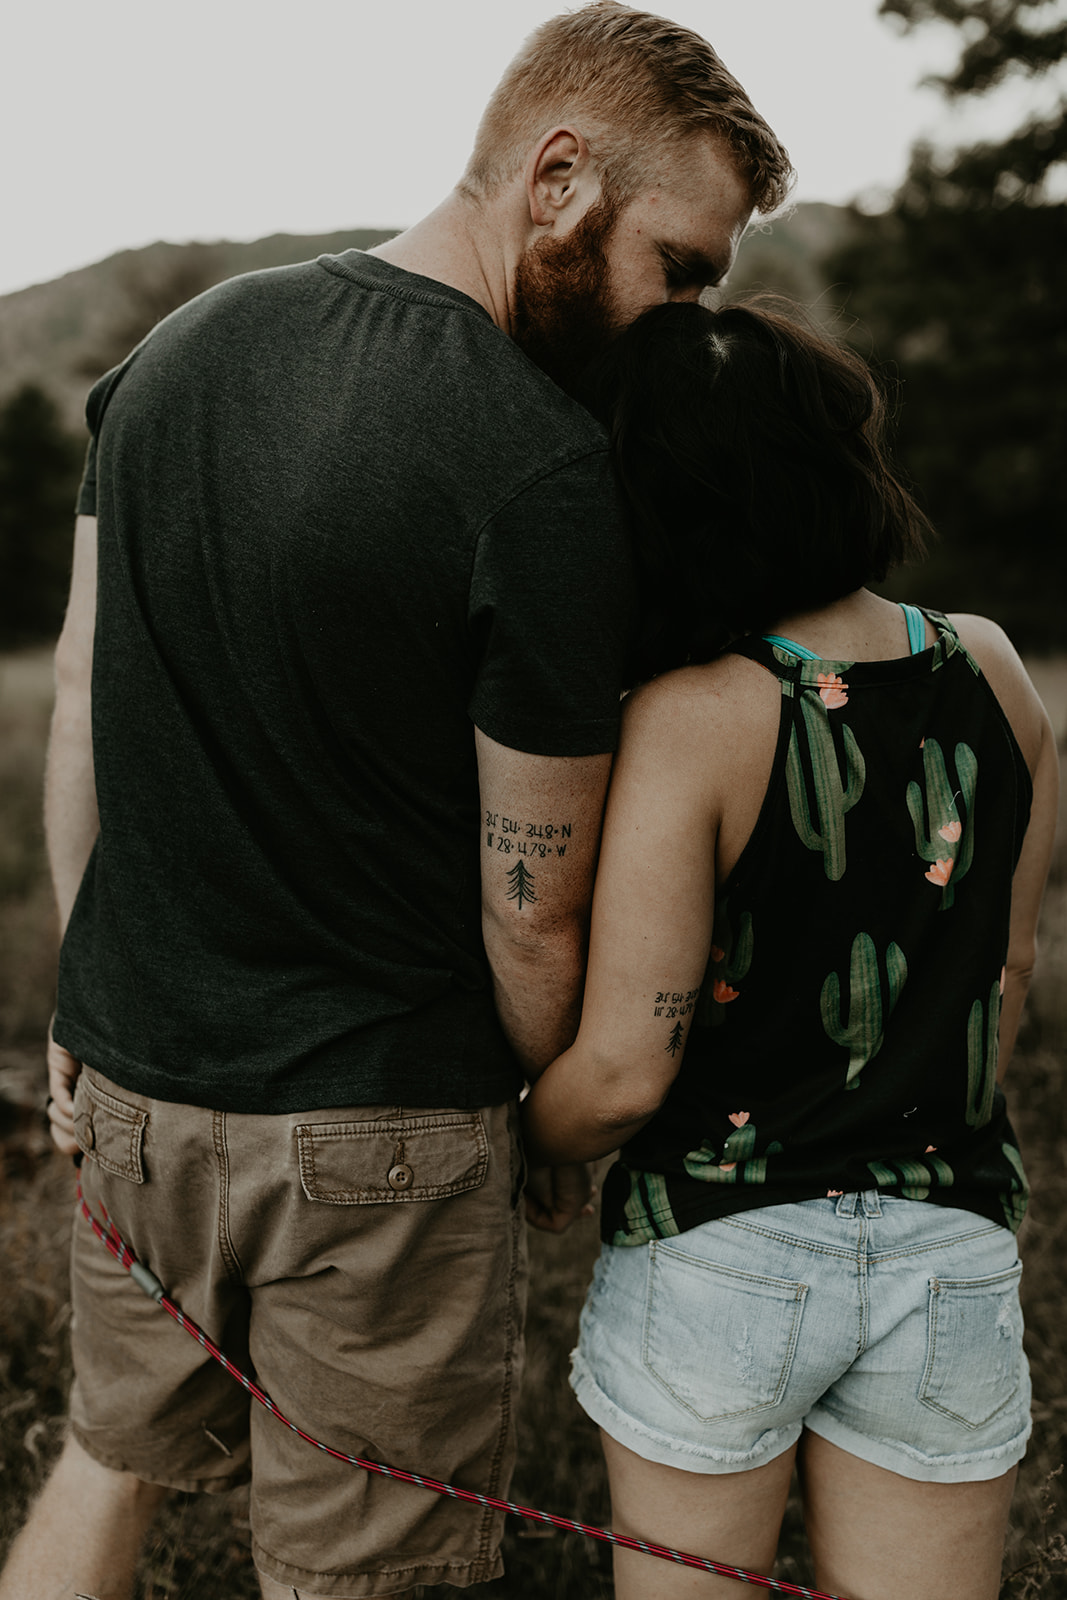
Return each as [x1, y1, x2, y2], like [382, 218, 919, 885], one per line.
[56, 252, 633, 1112]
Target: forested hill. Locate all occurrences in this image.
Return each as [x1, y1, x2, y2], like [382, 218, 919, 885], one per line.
[0, 206, 852, 432]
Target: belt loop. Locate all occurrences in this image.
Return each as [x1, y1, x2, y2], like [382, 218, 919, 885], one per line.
[835, 1192, 859, 1218]
[862, 1189, 883, 1218]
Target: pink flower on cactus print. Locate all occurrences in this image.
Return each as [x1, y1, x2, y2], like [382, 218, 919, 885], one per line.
[728, 1111, 750, 1127]
[926, 858, 955, 887]
[713, 979, 740, 1003]
[817, 672, 849, 708]
[710, 944, 726, 964]
[938, 820, 962, 843]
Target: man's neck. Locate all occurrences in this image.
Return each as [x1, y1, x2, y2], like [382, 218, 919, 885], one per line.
[368, 192, 516, 334]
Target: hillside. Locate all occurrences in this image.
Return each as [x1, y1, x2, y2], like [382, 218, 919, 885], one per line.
[0, 228, 397, 431]
[0, 206, 853, 432]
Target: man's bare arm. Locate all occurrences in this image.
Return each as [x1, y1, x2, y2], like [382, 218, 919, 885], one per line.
[476, 728, 611, 1078]
[43, 513, 99, 1153]
[476, 729, 612, 1233]
[46, 515, 99, 930]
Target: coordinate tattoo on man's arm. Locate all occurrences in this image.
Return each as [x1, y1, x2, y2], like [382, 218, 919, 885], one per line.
[485, 810, 574, 910]
[653, 988, 700, 1054]
[484, 810, 573, 858]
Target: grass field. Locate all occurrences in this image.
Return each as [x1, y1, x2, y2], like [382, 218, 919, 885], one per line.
[0, 645, 1064, 1598]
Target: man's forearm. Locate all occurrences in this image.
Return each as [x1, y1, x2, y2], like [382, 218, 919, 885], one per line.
[483, 912, 587, 1082]
[44, 677, 99, 936]
[45, 516, 100, 938]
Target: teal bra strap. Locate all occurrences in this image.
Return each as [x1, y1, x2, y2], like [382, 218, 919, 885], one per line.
[761, 632, 820, 662]
[764, 604, 928, 661]
[901, 603, 927, 655]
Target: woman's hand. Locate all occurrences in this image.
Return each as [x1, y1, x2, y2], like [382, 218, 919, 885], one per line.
[524, 1162, 598, 1233]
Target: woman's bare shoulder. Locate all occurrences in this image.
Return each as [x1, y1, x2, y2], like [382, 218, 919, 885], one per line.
[625, 652, 778, 725]
[620, 656, 781, 803]
[948, 612, 1053, 775]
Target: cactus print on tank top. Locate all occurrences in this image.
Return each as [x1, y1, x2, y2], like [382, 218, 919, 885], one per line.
[602, 610, 1032, 1246]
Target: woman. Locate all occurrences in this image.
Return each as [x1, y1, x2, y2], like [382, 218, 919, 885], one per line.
[522, 302, 1059, 1600]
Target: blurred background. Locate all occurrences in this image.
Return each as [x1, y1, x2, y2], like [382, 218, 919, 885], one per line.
[0, 1, 1064, 1594]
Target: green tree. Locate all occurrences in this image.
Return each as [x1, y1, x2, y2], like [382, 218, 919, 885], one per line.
[825, 0, 1067, 643]
[0, 385, 83, 646]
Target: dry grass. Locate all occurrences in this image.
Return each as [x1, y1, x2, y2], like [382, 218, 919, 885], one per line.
[0, 646, 1063, 1598]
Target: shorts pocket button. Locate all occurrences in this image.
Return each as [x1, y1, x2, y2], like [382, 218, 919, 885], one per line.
[83, 1120, 95, 1150]
[388, 1162, 414, 1192]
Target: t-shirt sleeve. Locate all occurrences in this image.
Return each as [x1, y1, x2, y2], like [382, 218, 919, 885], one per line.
[76, 435, 98, 516]
[77, 348, 145, 518]
[467, 450, 636, 757]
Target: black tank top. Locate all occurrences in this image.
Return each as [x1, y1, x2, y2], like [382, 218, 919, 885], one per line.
[602, 609, 1032, 1245]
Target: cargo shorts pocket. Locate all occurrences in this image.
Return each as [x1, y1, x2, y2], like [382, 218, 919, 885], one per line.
[919, 1263, 1025, 1428]
[296, 1111, 489, 1204]
[642, 1241, 808, 1423]
[72, 1072, 148, 1184]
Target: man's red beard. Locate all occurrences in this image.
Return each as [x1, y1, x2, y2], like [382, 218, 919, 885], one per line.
[512, 192, 622, 396]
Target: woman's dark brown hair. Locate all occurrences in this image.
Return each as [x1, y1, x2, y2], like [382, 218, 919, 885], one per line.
[591, 299, 932, 683]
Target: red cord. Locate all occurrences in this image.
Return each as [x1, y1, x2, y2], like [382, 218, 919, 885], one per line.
[77, 1177, 850, 1599]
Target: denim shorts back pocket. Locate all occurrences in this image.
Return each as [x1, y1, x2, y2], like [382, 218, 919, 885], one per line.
[73, 1071, 147, 1184]
[296, 1111, 489, 1204]
[642, 1240, 808, 1423]
[919, 1262, 1024, 1429]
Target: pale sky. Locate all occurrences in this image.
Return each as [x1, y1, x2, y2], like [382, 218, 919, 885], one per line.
[1, 0, 1061, 298]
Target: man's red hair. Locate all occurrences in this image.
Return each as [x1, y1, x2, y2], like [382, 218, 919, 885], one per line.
[460, 1, 793, 213]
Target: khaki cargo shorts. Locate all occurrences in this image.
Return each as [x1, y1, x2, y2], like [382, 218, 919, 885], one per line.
[69, 1067, 528, 1598]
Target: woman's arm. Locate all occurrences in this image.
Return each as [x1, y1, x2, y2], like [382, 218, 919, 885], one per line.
[521, 672, 720, 1165]
[950, 614, 1060, 1078]
[998, 715, 1058, 1076]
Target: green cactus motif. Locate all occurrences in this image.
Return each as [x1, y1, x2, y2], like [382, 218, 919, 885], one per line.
[684, 1116, 782, 1185]
[821, 933, 908, 1090]
[999, 1143, 1029, 1231]
[867, 1154, 955, 1201]
[721, 1118, 757, 1165]
[741, 1140, 784, 1185]
[906, 739, 977, 909]
[618, 1170, 676, 1244]
[965, 980, 1001, 1128]
[698, 903, 753, 1026]
[684, 1146, 740, 1183]
[786, 692, 866, 882]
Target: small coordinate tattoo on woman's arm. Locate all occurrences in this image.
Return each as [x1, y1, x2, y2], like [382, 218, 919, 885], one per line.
[653, 988, 700, 1053]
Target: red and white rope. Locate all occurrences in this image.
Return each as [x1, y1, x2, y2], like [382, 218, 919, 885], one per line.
[77, 1178, 850, 1599]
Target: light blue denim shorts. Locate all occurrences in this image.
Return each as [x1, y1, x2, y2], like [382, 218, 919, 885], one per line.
[570, 1192, 1031, 1484]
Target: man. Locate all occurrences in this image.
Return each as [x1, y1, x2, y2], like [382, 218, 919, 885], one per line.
[1, 5, 791, 1597]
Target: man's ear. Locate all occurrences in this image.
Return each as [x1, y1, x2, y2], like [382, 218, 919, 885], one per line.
[525, 126, 600, 230]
